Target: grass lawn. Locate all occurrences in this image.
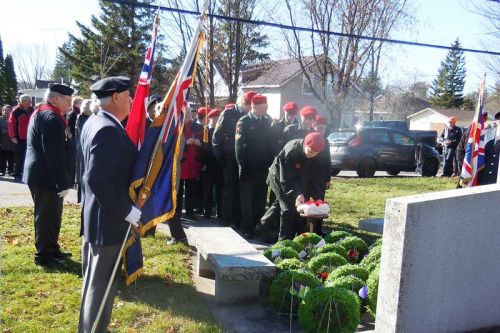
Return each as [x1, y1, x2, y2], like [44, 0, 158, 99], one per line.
[0, 204, 221, 333]
[324, 176, 457, 244]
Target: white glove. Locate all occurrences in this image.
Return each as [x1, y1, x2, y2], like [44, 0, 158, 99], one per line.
[194, 139, 201, 146]
[125, 206, 142, 228]
[295, 194, 305, 207]
[58, 189, 70, 198]
[186, 138, 194, 145]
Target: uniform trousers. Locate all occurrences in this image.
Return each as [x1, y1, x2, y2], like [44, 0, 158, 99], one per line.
[29, 186, 63, 260]
[166, 179, 193, 240]
[239, 168, 268, 234]
[78, 240, 121, 333]
[221, 154, 241, 226]
[443, 147, 457, 176]
[202, 165, 223, 217]
[0, 149, 15, 174]
[256, 199, 280, 243]
[267, 176, 300, 240]
[14, 139, 26, 178]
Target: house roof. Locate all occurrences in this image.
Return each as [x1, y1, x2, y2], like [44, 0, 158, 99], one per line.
[241, 56, 322, 88]
[407, 107, 475, 122]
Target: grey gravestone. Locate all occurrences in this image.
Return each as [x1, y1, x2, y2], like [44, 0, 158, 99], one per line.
[375, 184, 500, 332]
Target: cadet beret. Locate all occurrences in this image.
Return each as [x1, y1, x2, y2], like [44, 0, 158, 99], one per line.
[283, 101, 298, 113]
[198, 107, 208, 116]
[208, 108, 221, 118]
[90, 76, 131, 98]
[304, 132, 325, 153]
[300, 106, 317, 118]
[48, 83, 74, 96]
[314, 115, 327, 126]
[251, 94, 267, 105]
[243, 91, 257, 103]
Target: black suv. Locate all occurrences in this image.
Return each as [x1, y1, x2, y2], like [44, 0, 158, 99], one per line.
[328, 127, 440, 177]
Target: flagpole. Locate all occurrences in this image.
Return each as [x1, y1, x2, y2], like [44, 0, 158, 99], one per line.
[91, 226, 131, 333]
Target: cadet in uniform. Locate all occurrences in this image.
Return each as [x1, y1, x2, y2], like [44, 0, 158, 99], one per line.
[23, 83, 75, 266]
[212, 91, 256, 227]
[263, 132, 326, 240]
[235, 95, 274, 238]
[439, 116, 463, 177]
[282, 105, 317, 144]
[271, 101, 299, 155]
[78, 76, 141, 333]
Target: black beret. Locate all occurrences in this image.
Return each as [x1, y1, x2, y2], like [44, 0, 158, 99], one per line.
[147, 94, 162, 109]
[90, 76, 131, 98]
[48, 83, 74, 96]
[495, 111, 500, 120]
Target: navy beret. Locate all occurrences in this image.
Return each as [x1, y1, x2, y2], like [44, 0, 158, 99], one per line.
[48, 83, 74, 96]
[147, 94, 162, 109]
[90, 76, 131, 98]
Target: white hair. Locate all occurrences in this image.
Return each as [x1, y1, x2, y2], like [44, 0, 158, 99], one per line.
[19, 94, 31, 102]
[43, 89, 57, 103]
[72, 96, 83, 107]
[80, 99, 93, 116]
[96, 96, 112, 107]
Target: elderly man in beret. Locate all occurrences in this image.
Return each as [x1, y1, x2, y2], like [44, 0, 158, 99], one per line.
[23, 83, 75, 266]
[78, 76, 141, 333]
[235, 94, 274, 238]
[212, 90, 256, 228]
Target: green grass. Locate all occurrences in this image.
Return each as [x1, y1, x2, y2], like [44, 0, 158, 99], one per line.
[324, 176, 457, 244]
[0, 204, 221, 333]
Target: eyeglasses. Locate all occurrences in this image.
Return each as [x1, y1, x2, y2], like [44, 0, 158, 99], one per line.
[57, 94, 72, 104]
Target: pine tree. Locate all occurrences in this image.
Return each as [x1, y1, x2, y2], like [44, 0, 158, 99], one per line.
[430, 39, 466, 108]
[3, 55, 18, 105]
[51, 41, 72, 83]
[0, 35, 6, 105]
[58, 1, 171, 95]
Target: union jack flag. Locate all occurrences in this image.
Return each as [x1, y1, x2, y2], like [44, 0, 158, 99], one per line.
[460, 79, 486, 187]
[126, 14, 159, 148]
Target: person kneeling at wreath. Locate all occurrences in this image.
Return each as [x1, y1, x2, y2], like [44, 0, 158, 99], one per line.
[257, 132, 325, 241]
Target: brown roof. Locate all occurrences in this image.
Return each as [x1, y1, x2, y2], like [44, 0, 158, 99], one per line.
[241, 56, 321, 87]
[430, 108, 475, 122]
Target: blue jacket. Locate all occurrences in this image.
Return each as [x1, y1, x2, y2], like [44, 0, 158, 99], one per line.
[80, 111, 137, 245]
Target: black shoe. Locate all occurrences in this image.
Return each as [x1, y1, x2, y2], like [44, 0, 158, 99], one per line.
[185, 213, 197, 220]
[0, 173, 5, 176]
[203, 213, 211, 219]
[34, 257, 64, 267]
[53, 251, 72, 259]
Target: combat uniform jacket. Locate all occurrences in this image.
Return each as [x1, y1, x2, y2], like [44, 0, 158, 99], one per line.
[212, 105, 246, 161]
[271, 116, 298, 155]
[282, 122, 311, 147]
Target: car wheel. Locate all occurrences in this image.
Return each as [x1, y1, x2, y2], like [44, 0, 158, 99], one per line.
[386, 170, 400, 176]
[331, 168, 341, 176]
[356, 158, 376, 178]
[421, 158, 438, 177]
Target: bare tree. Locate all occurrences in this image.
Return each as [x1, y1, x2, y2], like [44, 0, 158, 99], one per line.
[282, 0, 409, 127]
[12, 44, 52, 89]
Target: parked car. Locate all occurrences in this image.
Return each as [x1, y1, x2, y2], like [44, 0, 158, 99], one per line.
[328, 127, 440, 177]
[362, 120, 438, 147]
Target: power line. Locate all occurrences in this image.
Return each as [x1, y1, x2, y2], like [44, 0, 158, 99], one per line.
[104, 0, 500, 57]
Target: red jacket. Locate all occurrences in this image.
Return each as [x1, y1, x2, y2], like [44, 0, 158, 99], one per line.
[180, 121, 204, 180]
[8, 104, 31, 140]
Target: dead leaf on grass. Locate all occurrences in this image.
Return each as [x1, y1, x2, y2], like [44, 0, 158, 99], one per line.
[166, 324, 177, 333]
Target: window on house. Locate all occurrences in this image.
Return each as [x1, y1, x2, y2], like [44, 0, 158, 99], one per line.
[302, 74, 314, 95]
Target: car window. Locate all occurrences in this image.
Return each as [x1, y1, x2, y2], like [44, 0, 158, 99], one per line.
[363, 130, 392, 144]
[392, 132, 414, 146]
[327, 131, 356, 143]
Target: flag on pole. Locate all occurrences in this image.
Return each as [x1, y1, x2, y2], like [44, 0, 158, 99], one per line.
[126, 14, 159, 148]
[460, 79, 487, 187]
[123, 8, 207, 285]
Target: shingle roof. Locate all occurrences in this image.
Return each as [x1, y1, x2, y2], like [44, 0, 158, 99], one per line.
[408, 107, 475, 122]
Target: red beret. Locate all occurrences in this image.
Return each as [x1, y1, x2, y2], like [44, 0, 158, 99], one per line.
[300, 106, 317, 118]
[304, 132, 325, 153]
[224, 103, 235, 110]
[283, 101, 298, 113]
[197, 107, 208, 116]
[243, 91, 257, 103]
[208, 108, 221, 118]
[251, 94, 267, 105]
[314, 115, 327, 125]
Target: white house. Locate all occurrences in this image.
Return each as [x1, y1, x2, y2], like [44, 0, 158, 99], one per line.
[407, 107, 477, 131]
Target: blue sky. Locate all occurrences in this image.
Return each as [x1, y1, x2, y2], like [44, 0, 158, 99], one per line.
[0, 0, 497, 93]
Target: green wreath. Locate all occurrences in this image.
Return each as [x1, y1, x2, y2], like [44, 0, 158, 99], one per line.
[264, 246, 300, 263]
[308, 253, 348, 275]
[276, 258, 303, 273]
[324, 231, 353, 244]
[369, 238, 382, 250]
[326, 275, 365, 294]
[293, 232, 322, 249]
[274, 240, 305, 253]
[314, 244, 347, 259]
[328, 264, 369, 283]
[336, 236, 368, 263]
[367, 265, 380, 315]
[360, 244, 382, 271]
[298, 286, 360, 333]
[269, 270, 322, 314]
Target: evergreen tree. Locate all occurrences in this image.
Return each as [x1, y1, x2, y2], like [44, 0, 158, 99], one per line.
[430, 39, 466, 108]
[51, 41, 72, 83]
[3, 55, 18, 105]
[59, 1, 171, 95]
[0, 36, 5, 105]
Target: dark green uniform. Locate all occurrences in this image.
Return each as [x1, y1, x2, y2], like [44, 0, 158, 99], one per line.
[235, 112, 274, 237]
[282, 122, 311, 146]
[271, 116, 298, 155]
[263, 139, 322, 240]
[212, 105, 246, 226]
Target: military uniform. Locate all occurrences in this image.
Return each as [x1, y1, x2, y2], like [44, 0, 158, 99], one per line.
[263, 139, 323, 240]
[23, 102, 74, 264]
[212, 105, 246, 226]
[282, 122, 312, 146]
[202, 125, 223, 218]
[271, 116, 298, 155]
[440, 125, 463, 176]
[478, 136, 500, 185]
[235, 111, 274, 236]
